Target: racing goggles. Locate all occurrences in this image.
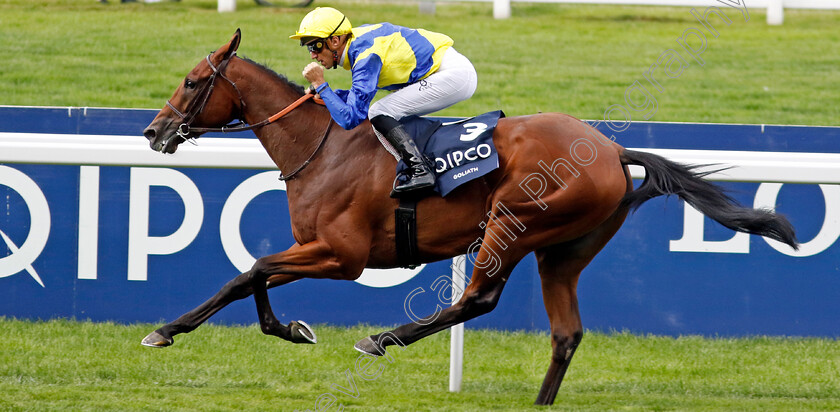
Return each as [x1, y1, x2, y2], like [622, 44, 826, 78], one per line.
[306, 39, 326, 54]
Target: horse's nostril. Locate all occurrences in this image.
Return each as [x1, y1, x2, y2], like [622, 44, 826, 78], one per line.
[143, 128, 156, 140]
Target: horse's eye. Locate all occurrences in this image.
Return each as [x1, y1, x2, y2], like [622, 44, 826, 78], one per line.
[184, 79, 197, 89]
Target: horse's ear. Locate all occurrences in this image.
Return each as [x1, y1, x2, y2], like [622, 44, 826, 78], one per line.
[212, 28, 242, 63]
[229, 28, 242, 55]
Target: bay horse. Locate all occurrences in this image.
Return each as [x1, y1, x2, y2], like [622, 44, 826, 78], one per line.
[141, 30, 798, 405]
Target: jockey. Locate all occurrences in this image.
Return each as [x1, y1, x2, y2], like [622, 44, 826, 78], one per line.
[290, 7, 478, 196]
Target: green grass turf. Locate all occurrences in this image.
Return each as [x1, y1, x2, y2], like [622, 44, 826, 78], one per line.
[1, 318, 837, 411]
[0, 0, 837, 125]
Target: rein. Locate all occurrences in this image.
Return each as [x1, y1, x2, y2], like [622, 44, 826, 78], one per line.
[167, 52, 331, 181]
[278, 119, 333, 181]
[183, 87, 326, 135]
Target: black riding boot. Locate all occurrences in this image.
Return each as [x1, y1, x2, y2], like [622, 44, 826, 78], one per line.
[372, 115, 435, 196]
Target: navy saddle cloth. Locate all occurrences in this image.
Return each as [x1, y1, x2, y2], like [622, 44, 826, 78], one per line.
[396, 110, 504, 197]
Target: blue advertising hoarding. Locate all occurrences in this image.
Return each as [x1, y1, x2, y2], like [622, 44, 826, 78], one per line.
[1, 106, 838, 337]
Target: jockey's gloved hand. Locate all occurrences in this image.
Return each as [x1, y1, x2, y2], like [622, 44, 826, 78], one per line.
[302, 62, 326, 89]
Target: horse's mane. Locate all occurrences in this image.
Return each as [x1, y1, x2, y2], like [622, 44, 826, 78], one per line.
[239, 56, 307, 96]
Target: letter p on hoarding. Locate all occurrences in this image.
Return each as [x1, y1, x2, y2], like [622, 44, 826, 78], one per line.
[127, 168, 204, 281]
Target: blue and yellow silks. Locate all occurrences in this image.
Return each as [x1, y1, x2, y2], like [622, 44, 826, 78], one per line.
[315, 23, 453, 130]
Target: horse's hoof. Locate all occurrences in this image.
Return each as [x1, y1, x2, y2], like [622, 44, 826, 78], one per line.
[141, 330, 174, 348]
[289, 320, 317, 344]
[354, 336, 386, 356]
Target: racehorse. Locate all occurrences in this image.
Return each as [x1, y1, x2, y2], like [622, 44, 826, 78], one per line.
[141, 30, 798, 405]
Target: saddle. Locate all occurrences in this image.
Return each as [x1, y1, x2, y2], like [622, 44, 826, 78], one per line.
[391, 110, 504, 268]
[393, 110, 504, 198]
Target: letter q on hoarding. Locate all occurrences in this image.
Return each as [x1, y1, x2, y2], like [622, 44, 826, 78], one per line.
[0, 166, 49, 287]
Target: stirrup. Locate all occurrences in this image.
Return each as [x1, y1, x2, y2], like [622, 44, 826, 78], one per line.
[390, 172, 435, 198]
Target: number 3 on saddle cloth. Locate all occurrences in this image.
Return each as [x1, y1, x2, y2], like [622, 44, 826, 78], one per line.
[394, 110, 504, 197]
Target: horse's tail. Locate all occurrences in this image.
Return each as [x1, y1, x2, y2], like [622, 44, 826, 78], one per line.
[619, 149, 799, 250]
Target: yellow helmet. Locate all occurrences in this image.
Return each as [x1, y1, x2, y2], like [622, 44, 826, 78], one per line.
[289, 7, 352, 45]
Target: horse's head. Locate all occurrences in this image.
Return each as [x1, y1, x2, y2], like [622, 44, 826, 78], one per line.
[144, 29, 244, 154]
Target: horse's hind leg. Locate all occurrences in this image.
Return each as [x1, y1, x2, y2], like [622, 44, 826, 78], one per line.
[356, 257, 518, 355]
[533, 208, 628, 405]
[141, 272, 300, 347]
[533, 254, 583, 406]
[355, 216, 526, 355]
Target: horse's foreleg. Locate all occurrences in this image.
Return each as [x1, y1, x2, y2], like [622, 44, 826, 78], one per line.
[250, 271, 316, 344]
[248, 240, 357, 344]
[140, 272, 299, 347]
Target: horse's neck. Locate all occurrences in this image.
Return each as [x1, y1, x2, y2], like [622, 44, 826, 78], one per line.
[230, 59, 393, 200]
[231, 60, 331, 174]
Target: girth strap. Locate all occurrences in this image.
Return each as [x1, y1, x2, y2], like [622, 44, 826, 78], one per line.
[395, 198, 420, 268]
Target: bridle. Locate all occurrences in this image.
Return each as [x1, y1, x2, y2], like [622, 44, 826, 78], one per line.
[165, 51, 332, 180]
[166, 53, 240, 141]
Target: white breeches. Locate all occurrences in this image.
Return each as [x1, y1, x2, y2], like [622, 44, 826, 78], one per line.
[368, 47, 478, 121]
